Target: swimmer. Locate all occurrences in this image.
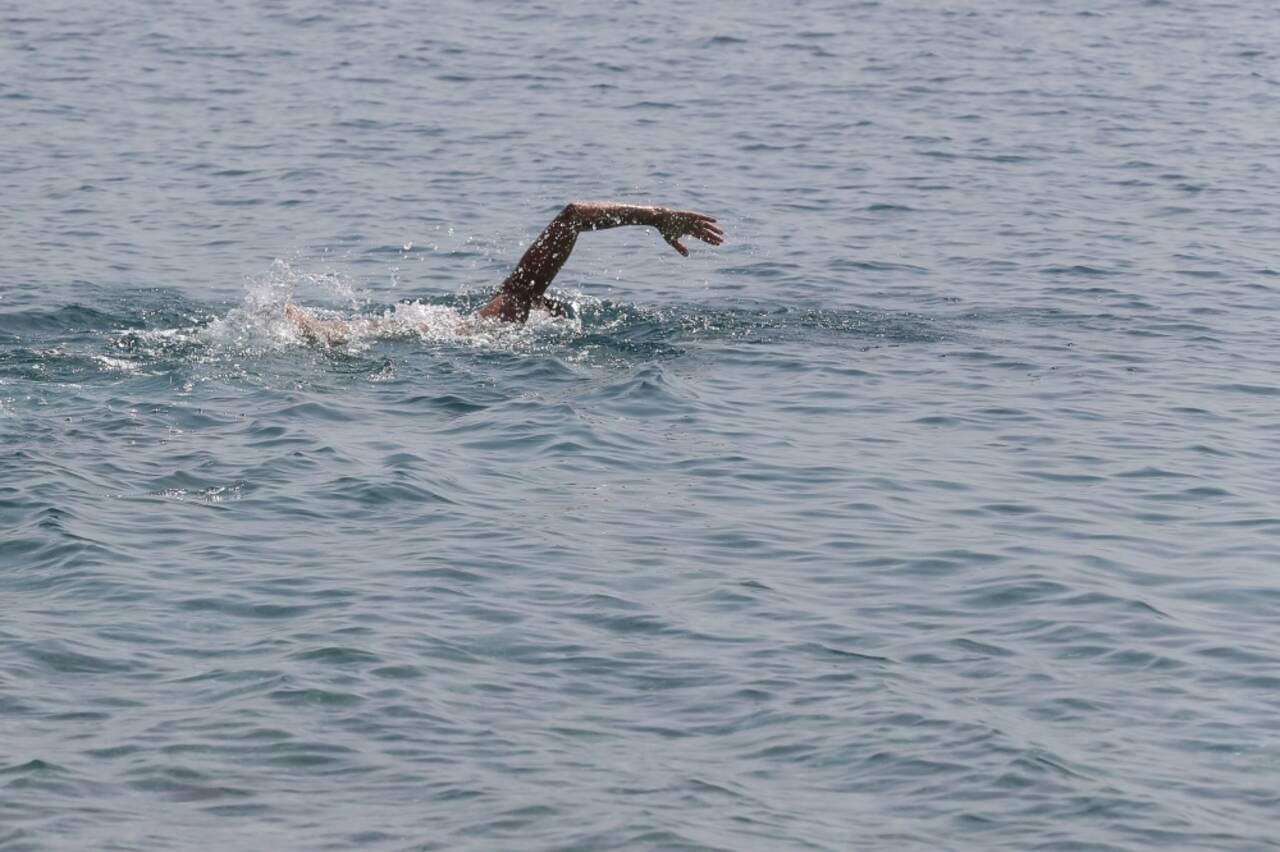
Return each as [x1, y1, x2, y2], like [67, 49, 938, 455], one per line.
[285, 201, 724, 346]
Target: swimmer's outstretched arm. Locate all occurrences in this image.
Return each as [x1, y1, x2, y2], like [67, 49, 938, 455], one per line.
[284, 202, 723, 343]
[479, 202, 724, 322]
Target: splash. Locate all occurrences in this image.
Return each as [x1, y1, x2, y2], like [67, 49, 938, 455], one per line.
[197, 259, 363, 353]
[113, 259, 354, 359]
[197, 259, 584, 356]
[244, 257, 367, 312]
[103, 259, 589, 371]
[91, 355, 141, 373]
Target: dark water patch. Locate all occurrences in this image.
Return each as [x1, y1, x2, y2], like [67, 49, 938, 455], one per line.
[1216, 382, 1280, 396]
[391, 393, 488, 415]
[1042, 265, 1120, 277]
[0, 759, 68, 776]
[177, 597, 318, 620]
[0, 305, 134, 336]
[19, 641, 138, 675]
[124, 766, 254, 802]
[289, 646, 383, 666]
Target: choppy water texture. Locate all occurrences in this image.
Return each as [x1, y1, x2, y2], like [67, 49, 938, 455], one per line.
[4, 1, 1280, 849]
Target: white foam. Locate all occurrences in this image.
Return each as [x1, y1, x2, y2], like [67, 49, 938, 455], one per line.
[119, 260, 587, 361]
[92, 355, 140, 373]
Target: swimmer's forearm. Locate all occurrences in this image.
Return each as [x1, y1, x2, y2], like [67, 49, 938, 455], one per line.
[562, 202, 663, 232]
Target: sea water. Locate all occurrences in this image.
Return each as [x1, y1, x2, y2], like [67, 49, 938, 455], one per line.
[3, 1, 1280, 848]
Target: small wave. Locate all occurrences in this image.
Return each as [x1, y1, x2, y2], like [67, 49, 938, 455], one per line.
[3, 258, 951, 385]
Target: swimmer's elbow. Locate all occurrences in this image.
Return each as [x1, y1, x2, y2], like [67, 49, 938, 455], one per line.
[560, 202, 585, 227]
[560, 201, 617, 231]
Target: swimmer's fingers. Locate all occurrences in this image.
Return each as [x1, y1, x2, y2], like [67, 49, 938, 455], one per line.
[680, 221, 723, 248]
[664, 233, 690, 256]
[674, 210, 724, 244]
[692, 222, 724, 245]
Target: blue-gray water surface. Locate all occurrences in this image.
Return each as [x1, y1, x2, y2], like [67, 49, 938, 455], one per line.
[4, 1, 1280, 849]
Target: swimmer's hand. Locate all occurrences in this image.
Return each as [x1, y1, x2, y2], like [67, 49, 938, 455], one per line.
[654, 209, 725, 257]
